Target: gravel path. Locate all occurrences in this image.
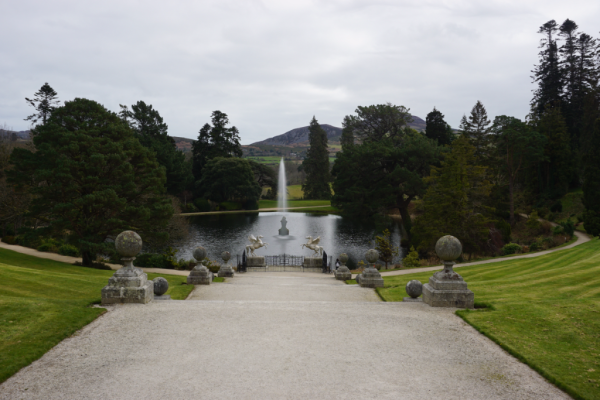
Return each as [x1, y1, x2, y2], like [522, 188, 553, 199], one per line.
[0, 273, 569, 399]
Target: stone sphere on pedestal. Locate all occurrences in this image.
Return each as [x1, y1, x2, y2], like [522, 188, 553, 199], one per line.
[115, 231, 142, 257]
[406, 280, 423, 298]
[153, 277, 169, 296]
[193, 246, 207, 262]
[339, 253, 349, 265]
[365, 249, 378, 264]
[221, 251, 231, 263]
[435, 235, 462, 261]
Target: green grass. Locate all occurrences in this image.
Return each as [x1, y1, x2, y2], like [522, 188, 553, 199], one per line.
[288, 206, 339, 214]
[0, 248, 194, 384]
[377, 238, 600, 400]
[258, 199, 331, 209]
[244, 156, 282, 164]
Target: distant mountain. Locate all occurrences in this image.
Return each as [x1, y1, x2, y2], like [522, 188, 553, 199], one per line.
[252, 124, 342, 146]
[252, 116, 426, 146]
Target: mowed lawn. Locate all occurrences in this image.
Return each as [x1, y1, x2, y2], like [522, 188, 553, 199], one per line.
[378, 238, 600, 400]
[259, 199, 331, 209]
[0, 248, 194, 384]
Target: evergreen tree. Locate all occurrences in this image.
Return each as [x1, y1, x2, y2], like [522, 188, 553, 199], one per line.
[582, 117, 600, 236]
[491, 116, 547, 224]
[302, 116, 332, 200]
[411, 135, 493, 257]
[531, 20, 563, 116]
[340, 103, 412, 144]
[192, 111, 243, 192]
[374, 229, 399, 269]
[459, 100, 491, 163]
[340, 115, 355, 150]
[425, 107, 453, 145]
[9, 98, 173, 266]
[248, 160, 277, 199]
[120, 101, 192, 196]
[197, 157, 261, 204]
[24, 83, 60, 126]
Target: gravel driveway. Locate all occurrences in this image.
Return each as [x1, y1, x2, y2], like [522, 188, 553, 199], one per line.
[0, 273, 570, 399]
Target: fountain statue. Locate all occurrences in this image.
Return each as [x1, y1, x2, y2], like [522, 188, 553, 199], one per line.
[279, 216, 289, 236]
[246, 234, 268, 269]
[302, 236, 324, 269]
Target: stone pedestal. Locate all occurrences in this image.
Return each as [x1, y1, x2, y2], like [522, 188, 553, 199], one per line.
[101, 259, 154, 304]
[247, 256, 266, 268]
[303, 257, 322, 268]
[218, 264, 235, 278]
[422, 235, 474, 309]
[187, 265, 213, 285]
[422, 265, 474, 308]
[279, 216, 289, 235]
[358, 267, 384, 288]
[335, 253, 352, 281]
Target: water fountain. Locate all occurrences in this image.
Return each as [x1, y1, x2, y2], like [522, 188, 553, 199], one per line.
[277, 158, 289, 236]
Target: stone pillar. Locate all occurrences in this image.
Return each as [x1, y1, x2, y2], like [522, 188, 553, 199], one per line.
[187, 246, 213, 285]
[218, 251, 235, 278]
[358, 249, 384, 288]
[334, 253, 352, 281]
[101, 231, 154, 305]
[423, 235, 474, 309]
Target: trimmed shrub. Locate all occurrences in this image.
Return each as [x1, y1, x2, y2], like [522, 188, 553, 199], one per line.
[501, 243, 522, 255]
[37, 243, 55, 252]
[193, 198, 211, 212]
[560, 219, 575, 237]
[402, 246, 421, 268]
[202, 258, 222, 273]
[220, 201, 242, 211]
[58, 244, 79, 257]
[1, 236, 17, 245]
[529, 241, 540, 251]
[553, 225, 564, 235]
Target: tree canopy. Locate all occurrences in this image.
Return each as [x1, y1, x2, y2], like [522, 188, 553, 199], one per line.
[340, 103, 413, 144]
[302, 116, 332, 200]
[197, 157, 261, 204]
[24, 83, 60, 126]
[459, 100, 492, 163]
[425, 107, 453, 145]
[9, 98, 173, 265]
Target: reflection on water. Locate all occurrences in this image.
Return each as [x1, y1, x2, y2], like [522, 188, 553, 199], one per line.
[170, 212, 404, 268]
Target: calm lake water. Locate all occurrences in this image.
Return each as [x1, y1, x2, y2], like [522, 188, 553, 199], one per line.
[170, 212, 404, 268]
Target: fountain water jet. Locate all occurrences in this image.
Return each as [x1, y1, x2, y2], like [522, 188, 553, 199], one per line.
[278, 157, 287, 212]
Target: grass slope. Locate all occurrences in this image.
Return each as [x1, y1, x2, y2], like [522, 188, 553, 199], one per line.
[0, 248, 194, 384]
[378, 238, 600, 400]
[259, 199, 331, 209]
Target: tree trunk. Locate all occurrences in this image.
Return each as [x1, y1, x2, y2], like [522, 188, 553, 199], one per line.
[82, 250, 94, 266]
[398, 206, 412, 243]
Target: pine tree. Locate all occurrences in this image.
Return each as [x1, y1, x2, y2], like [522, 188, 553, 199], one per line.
[411, 135, 493, 257]
[459, 100, 491, 163]
[302, 116, 332, 200]
[24, 83, 60, 126]
[531, 20, 563, 116]
[374, 229, 399, 269]
[425, 107, 453, 145]
[582, 117, 600, 237]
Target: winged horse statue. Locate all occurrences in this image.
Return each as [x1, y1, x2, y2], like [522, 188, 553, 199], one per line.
[246, 234, 268, 257]
[302, 236, 323, 256]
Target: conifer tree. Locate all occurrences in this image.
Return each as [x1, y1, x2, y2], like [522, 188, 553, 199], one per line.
[374, 229, 399, 269]
[459, 101, 491, 163]
[24, 83, 60, 126]
[302, 116, 332, 200]
[582, 117, 600, 237]
[531, 20, 562, 116]
[425, 107, 453, 145]
[411, 135, 493, 257]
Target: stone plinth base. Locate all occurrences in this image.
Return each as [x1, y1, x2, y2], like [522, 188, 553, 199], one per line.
[403, 297, 423, 302]
[278, 227, 289, 235]
[247, 256, 266, 268]
[303, 257, 322, 269]
[422, 270, 474, 309]
[358, 267, 384, 288]
[101, 265, 154, 305]
[335, 266, 352, 281]
[218, 265, 235, 278]
[154, 295, 171, 300]
[187, 265, 213, 285]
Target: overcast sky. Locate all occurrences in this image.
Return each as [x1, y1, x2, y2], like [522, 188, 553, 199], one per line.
[1, 0, 599, 144]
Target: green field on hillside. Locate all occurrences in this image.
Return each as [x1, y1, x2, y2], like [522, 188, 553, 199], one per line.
[0, 249, 194, 383]
[259, 199, 330, 209]
[378, 238, 600, 400]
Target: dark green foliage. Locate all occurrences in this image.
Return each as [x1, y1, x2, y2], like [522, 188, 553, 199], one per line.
[582, 118, 600, 236]
[411, 135, 493, 256]
[1, 236, 16, 244]
[302, 117, 332, 200]
[119, 101, 192, 196]
[501, 243, 522, 255]
[560, 218, 575, 237]
[197, 157, 261, 204]
[8, 98, 173, 265]
[425, 107, 453, 145]
[374, 229, 399, 268]
[248, 160, 277, 198]
[24, 83, 60, 126]
[193, 198, 211, 212]
[58, 244, 79, 257]
[402, 246, 420, 268]
[550, 201, 563, 212]
[491, 116, 547, 223]
[340, 103, 412, 143]
[459, 101, 491, 163]
[332, 131, 441, 238]
[244, 199, 259, 210]
[192, 111, 243, 188]
[495, 219, 512, 243]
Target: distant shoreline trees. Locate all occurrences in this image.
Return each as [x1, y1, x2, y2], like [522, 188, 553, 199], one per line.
[302, 116, 331, 200]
